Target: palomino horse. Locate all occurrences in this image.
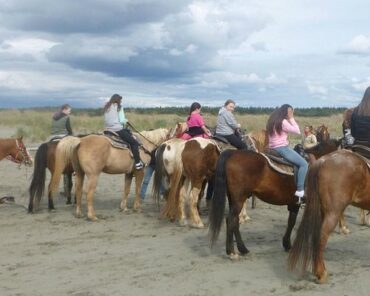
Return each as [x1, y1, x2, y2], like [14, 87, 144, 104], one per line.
[209, 150, 301, 258]
[288, 150, 370, 283]
[49, 128, 171, 220]
[28, 139, 78, 213]
[153, 137, 220, 228]
[0, 137, 32, 166]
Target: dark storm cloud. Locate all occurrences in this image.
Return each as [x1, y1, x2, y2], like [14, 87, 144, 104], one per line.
[0, 0, 189, 34]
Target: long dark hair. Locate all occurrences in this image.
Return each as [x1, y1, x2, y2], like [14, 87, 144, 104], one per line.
[187, 102, 201, 120]
[266, 104, 292, 136]
[104, 94, 122, 113]
[354, 86, 370, 116]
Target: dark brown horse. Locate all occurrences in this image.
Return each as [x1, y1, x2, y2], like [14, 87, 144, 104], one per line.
[288, 150, 370, 283]
[209, 149, 300, 257]
[0, 137, 32, 166]
[315, 125, 330, 142]
[28, 140, 76, 213]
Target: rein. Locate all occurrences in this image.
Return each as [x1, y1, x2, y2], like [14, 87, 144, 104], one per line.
[126, 122, 161, 149]
[6, 139, 32, 168]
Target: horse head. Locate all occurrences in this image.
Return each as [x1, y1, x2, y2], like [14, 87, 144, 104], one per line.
[315, 125, 330, 142]
[7, 137, 33, 166]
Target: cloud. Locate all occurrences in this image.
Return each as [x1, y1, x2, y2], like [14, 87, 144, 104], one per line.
[340, 35, 370, 56]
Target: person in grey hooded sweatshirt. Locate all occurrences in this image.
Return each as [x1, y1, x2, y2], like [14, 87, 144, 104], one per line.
[215, 99, 248, 150]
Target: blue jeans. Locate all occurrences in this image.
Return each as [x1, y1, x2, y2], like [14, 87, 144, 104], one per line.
[140, 166, 164, 200]
[273, 146, 308, 191]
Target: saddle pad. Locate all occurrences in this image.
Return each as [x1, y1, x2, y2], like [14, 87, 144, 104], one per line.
[351, 145, 370, 160]
[260, 153, 294, 176]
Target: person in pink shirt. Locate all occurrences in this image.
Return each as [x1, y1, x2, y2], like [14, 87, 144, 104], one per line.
[266, 104, 308, 204]
[180, 102, 212, 140]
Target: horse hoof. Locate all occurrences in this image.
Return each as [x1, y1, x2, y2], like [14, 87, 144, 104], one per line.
[49, 208, 56, 213]
[178, 219, 188, 227]
[189, 222, 204, 229]
[228, 253, 239, 260]
[315, 271, 328, 284]
[340, 227, 351, 235]
[88, 216, 99, 222]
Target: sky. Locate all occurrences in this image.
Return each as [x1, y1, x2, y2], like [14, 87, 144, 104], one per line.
[0, 0, 369, 108]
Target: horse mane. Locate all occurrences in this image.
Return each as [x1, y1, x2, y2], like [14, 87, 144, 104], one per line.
[136, 128, 169, 145]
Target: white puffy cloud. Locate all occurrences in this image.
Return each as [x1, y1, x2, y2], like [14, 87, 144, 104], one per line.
[340, 35, 370, 56]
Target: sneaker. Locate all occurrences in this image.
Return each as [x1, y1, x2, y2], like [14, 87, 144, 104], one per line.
[135, 161, 144, 170]
[294, 190, 304, 198]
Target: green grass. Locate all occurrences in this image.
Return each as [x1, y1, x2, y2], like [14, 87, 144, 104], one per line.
[0, 109, 344, 144]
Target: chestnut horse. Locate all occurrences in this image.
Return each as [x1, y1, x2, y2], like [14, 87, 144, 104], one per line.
[28, 139, 77, 213]
[48, 128, 172, 220]
[288, 150, 370, 283]
[0, 137, 32, 166]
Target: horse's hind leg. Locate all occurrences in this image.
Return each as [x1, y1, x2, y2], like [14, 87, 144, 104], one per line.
[86, 175, 99, 221]
[338, 212, 350, 234]
[64, 173, 73, 205]
[315, 212, 340, 284]
[75, 172, 85, 218]
[283, 204, 300, 251]
[133, 170, 144, 212]
[227, 200, 249, 258]
[47, 188, 56, 211]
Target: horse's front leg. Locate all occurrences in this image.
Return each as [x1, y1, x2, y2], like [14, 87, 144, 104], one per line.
[338, 212, 350, 234]
[64, 173, 73, 205]
[120, 174, 133, 212]
[239, 200, 250, 224]
[177, 180, 188, 226]
[283, 204, 300, 251]
[133, 170, 144, 212]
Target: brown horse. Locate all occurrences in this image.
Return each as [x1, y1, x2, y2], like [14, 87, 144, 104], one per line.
[49, 128, 172, 220]
[315, 125, 330, 142]
[0, 137, 32, 166]
[288, 150, 370, 283]
[28, 139, 79, 213]
[209, 149, 300, 257]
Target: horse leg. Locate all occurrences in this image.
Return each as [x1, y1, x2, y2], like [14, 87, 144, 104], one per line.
[133, 170, 144, 212]
[314, 212, 340, 284]
[338, 212, 350, 234]
[283, 204, 300, 251]
[177, 180, 188, 226]
[75, 172, 85, 218]
[227, 200, 249, 258]
[64, 173, 73, 205]
[86, 175, 99, 221]
[251, 195, 257, 209]
[239, 200, 250, 224]
[120, 174, 133, 212]
[188, 181, 204, 228]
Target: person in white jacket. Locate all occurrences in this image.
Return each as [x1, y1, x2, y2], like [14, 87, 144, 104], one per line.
[104, 94, 143, 170]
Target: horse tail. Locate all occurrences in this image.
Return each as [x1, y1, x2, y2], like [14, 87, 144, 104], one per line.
[152, 143, 166, 203]
[209, 149, 234, 246]
[28, 142, 49, 212]
[49, 137, 81, 197]
[288, 159, 323, 274]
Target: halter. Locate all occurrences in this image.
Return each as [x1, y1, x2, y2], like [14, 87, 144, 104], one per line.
[6, 139, 32, 167]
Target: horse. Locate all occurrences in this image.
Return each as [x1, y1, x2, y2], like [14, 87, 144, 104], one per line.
[153, 137, 220, 228]
[28, 138, 83, 213]
[0, 137, 33, 166]
[288, 149, 370, 283]
[209, 149, 302, 258]
[315, 125, 330, 142]
[48, 128, 172, 221]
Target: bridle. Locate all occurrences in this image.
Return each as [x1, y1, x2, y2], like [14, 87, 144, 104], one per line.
[6, 139, 32, 167]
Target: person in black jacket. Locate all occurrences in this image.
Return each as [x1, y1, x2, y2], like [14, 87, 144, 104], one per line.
[351, 86, 370, 146]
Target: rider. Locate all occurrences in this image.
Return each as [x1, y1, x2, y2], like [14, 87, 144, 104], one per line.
[349, 86, 370, 147]
[215, 99, 248, 150]
[302, 125, 317, 149]
[51, 104, 73, 137]
[180, 102, 212, 140]
[266, 104, 308, 204]
[104, 94, 143, 170]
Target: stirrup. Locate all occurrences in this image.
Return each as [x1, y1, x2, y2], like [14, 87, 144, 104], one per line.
[135, 161, 144, 170]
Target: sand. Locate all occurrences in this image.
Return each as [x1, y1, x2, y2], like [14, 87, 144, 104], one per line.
[0, 132, 369, 296]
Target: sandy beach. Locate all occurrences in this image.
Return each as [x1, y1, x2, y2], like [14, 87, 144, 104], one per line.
[1, 132, 370, 296]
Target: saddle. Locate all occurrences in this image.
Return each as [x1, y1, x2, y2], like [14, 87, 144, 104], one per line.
[260, 150, 295, 176]
[103, 130, 131, 150]
[350, 145, 370, 169]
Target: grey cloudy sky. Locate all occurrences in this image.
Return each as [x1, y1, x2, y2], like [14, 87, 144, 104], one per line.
[0, 0, 369, 108]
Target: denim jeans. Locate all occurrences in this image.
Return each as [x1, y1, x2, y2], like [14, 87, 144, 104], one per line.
[140, 166, 164, 200]
[273, 146, 308, 191]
